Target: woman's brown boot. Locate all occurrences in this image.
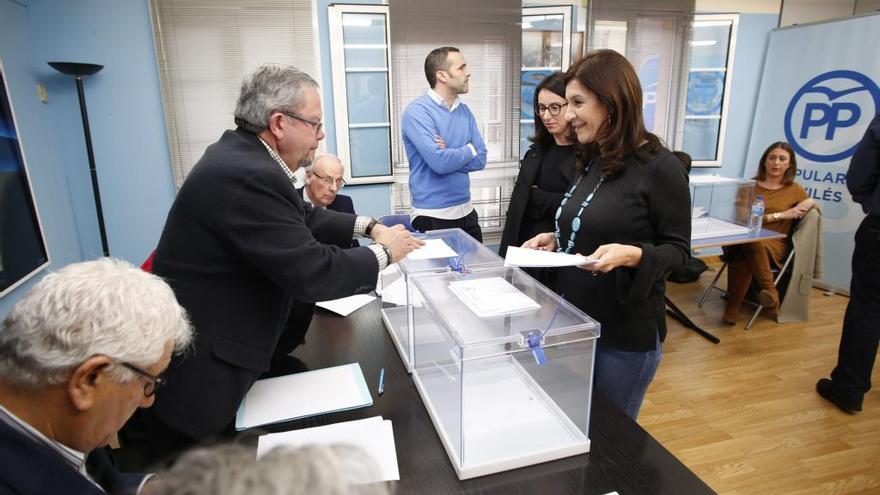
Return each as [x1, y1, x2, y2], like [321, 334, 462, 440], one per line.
[758, 288, 780, 318]
[722, 258, 752, 325]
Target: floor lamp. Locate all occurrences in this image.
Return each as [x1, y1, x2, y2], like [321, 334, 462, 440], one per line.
[48, 61, 109, 257]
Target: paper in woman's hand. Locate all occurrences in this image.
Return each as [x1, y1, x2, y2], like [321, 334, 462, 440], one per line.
[503, 246, 598, 268]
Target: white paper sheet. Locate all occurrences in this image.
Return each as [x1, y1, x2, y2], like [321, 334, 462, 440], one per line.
[691, 217, 750, 240]
[406, 238, 458, 260]
[235, 363, 372, 430]
[375, 264, 400, 296]
[257, 416, 399, 482]
[380, 277, 423, 307]
[316, 294, 376, 316]
[448, 277, 540, 318]
[503, 246, 598, 268]
[688, 174, 740, 184]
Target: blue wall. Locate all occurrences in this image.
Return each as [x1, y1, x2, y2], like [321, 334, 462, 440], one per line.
[0, 0, 176, 316]
[692, 13, 779, 179]
[0, 0, 83, 315]
[28, 0, 177, 264]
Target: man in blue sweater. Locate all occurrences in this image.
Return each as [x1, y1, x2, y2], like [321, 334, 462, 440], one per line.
[402, 47, 488, 242]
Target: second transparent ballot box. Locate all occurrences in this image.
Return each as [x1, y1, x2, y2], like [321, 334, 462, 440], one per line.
[689, 175, 756, 240]
[378, 228, 502, 372]
[409, 265, 600, 479]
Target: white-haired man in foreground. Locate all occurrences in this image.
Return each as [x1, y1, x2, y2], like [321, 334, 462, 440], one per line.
[0, 258, 193, 494]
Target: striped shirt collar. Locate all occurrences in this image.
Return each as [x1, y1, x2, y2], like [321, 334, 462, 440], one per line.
[0, 405, 89, 478]
[258, 137, 298, 186]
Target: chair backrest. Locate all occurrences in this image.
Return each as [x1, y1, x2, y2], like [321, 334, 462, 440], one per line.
[378, 214, 415, 232]
[141, 249, 157, 272]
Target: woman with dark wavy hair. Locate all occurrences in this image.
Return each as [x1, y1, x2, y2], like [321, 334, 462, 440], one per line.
[500, 72, 576, 288]
[523, 50, 691, 419]
[721, 141, 816, 325]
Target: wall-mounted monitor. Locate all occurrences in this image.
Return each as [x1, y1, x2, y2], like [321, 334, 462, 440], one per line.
[0, 60, 50, 297]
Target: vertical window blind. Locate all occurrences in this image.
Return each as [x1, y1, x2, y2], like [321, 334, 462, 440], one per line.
[587, 0, 694, 150]
[149, 0, 319, 187]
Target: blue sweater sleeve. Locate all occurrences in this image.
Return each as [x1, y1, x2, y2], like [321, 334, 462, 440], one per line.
[461, 110, 488, 172]
[847, 113, 880, 214]
[403, 103, 478, 175]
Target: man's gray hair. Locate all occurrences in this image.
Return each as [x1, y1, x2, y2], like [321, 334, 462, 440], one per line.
[0, 258, 193, 388]
[234, 64, 319, 133]
[153, 443, 393, 495]
[304, 154, 345, 175]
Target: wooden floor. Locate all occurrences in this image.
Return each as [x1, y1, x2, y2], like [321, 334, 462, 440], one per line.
[640, 261, 880, 495]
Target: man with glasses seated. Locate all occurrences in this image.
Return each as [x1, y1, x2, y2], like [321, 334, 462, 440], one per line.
[300, 154, 359, 248]
[0, 258, 193, 494]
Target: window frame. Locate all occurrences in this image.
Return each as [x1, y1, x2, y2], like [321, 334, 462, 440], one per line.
[683, 13, 739, 168]
[520, 5, 573, 158]
[328, 4, 395, 185]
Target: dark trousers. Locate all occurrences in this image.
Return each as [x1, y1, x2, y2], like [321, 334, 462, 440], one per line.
[831, 214, 880, 405]
[412, 209, 483, 243]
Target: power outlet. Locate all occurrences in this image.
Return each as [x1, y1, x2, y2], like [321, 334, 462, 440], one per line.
[37, 84, 48, 103]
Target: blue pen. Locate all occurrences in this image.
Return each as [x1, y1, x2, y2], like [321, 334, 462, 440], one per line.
[377, 368, 385, 396]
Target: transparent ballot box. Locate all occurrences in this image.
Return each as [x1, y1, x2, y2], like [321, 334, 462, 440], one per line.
[378, 228, 502, 372]
[409, 265, 600, 479]
[689, 175, 756, 240]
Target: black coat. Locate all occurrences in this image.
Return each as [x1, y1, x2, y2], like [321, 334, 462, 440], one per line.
[148, 128, 378, 440]
[0, 420, 145, 495]
[499, 143, 576, 257]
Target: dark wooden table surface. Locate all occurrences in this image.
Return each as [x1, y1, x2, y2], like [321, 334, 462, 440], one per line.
[251, 301, 715, 495]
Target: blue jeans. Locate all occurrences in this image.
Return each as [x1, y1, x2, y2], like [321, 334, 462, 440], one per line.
[594, 331, 663, 420]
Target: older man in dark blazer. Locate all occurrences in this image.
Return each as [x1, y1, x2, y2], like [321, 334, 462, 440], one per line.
[120, 64, 421, 467]
[299, 154, 358, 248]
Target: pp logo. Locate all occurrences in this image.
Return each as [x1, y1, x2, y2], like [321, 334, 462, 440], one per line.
[784, 70, 880, 163]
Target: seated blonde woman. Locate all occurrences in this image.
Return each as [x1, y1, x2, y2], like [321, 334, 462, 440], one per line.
[722, 141, 816, 325]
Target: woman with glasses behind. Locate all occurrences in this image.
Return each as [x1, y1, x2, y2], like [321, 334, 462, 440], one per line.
[500, 72, 577, 289]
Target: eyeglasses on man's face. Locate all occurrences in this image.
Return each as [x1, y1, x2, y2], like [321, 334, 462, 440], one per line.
[311, 171, 346, 189]
[537, 103, 567, 117]
[117, 361, 165, 398]
[279, 110, 324, 135]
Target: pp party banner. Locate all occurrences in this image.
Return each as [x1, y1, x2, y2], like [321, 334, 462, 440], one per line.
[746, 13, 880, 292]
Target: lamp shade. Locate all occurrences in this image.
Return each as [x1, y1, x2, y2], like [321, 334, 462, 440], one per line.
[48, 62, 104, 77]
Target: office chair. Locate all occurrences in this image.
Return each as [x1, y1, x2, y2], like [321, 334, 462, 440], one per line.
[378, 214, 415, 233]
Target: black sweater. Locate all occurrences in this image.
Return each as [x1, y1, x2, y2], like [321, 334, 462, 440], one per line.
[556, 147, 691, 351]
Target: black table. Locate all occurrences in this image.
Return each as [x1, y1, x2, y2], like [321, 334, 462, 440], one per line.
[253, 301, 715, 495]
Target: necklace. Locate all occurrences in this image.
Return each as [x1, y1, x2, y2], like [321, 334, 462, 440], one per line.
[554, 161, 604, 254]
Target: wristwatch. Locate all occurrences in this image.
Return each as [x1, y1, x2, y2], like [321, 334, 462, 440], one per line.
[772, 212, 781, 221]
[365, 218, 378, 237]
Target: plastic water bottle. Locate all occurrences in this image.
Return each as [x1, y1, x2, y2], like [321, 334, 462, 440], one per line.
[749, 195, 765, 233]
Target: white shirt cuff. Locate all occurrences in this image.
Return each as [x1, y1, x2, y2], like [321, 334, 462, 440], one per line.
[368, 244, 389, 271]
[354, 215, 373, 237]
